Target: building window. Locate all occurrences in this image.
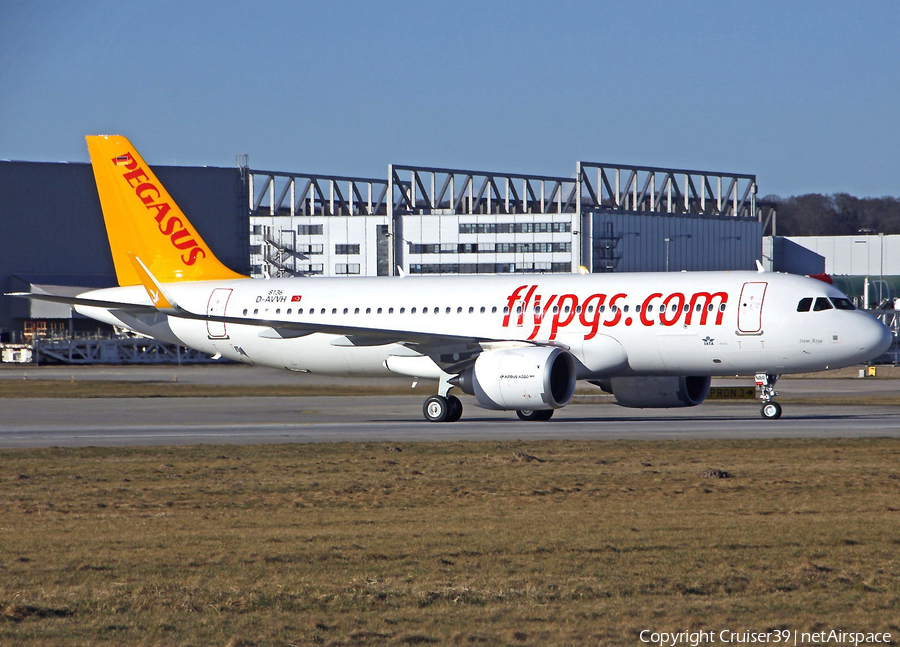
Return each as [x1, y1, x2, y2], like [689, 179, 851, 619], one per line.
[297, 224, 324, 235]
[335, 244, 360, 255]
[335, 263, 361, 275]
[458, 222, 571, 235]
[299, 264, 324, 275]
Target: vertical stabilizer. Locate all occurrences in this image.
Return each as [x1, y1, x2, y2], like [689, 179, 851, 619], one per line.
[86, 135, 246, 286]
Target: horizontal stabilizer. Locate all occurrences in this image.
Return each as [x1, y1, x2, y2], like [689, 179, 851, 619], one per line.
[6, 291, 157, 313]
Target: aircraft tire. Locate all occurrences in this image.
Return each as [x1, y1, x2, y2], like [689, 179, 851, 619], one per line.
[516, 409, 554, 422]
[446, 395, 463, 422]
[424, 395, 451, 423]
[760, 402, 783, 420]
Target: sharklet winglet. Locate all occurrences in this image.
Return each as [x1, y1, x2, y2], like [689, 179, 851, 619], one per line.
[129, 254, 178, 311]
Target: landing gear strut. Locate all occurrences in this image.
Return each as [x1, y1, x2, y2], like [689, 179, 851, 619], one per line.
[756, 373, 782, 419]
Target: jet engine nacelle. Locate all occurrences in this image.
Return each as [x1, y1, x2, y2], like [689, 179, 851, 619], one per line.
[601, 375, 711, 408]
[454, 346, 576, 410]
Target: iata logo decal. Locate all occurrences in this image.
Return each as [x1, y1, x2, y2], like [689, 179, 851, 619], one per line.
[503, 284, 728, 341]
[112, 152, 208, 266]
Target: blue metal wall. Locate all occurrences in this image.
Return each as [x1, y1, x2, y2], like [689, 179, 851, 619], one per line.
[591, 212, 762, 273]
[0, 161, 249, 333]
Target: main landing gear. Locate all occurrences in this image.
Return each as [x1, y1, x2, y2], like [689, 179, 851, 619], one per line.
[422, 396, 558, 423]
[756, 373, 782, 420]
[423, 395, 463, 423]
[516, 409, 554, 422]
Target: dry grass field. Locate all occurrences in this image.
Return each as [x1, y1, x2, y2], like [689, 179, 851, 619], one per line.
[1, 438, 899, 645]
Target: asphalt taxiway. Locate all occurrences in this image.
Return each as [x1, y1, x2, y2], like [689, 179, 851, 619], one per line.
[2, 395, 900, 448]
[2, 364, 899, 448]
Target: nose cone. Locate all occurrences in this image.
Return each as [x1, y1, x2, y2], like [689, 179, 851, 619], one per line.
[858, 314, 893, 361]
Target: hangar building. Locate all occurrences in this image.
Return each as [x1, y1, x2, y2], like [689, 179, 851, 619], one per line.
[1, 155, 767, 359]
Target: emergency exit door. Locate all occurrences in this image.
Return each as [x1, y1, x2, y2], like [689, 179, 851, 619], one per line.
[737, 282, 767, 333]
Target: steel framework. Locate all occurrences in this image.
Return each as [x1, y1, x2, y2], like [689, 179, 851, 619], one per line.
[246, 161, 773, 277]
[249, 170, 388, 217]
[577, 162, 758, 217]
[387, 165, 579, 274]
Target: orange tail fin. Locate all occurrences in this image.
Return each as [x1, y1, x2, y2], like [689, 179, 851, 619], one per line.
[86, 135, 246, 286]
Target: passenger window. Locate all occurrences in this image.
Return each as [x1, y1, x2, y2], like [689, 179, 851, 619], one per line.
[831, 297, 855, 310]
[388, 307, 393, 314]
[354, 308, 360, 314]
[719, 303, 726, 312]
[503, 306, 509, 314]
[400, 307, 405, 314]
[457, 307, 462, 314]
[332, 308, 337, 314]
[320, 308, 325, 314]
[622, 305, 629, 313]
[813, 297, 833, 311]
[242, 309, 248, 315]
[481, 307, 486, 314]
[365, 308, 371, 314]
[647, 305, 653, 313]
[468, 307, 473, 314]
[276, 309, 281, 315]
[287, 308, 292, 315]
[797, 298, 812, 312]
[342, 308, 348, 314]
[253, 309, 258, 315]
[411, 307, 417, 314]
[445, 307, 450, 314]
[298, 308, 303, 315]
[491, 307, 497, 314]
[377, 308, 382, 314]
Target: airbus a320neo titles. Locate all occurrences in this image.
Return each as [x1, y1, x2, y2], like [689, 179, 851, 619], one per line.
[13, 136, 893, 422]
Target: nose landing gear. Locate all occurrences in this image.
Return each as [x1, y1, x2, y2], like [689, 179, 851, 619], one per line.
[756, 373, 782, 419]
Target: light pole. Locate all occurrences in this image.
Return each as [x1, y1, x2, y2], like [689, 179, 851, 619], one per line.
[664, 234, 692, 272]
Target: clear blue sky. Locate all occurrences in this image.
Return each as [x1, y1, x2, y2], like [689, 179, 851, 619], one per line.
[2, 0, 898, 198]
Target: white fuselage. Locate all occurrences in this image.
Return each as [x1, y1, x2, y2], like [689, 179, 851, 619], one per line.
[75, 271, 891, 380]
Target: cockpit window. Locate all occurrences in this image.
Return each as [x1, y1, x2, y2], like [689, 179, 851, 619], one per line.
[797, 297, 813, 312]
[831, 297, 855, 310]
[813, 297, 833, 311]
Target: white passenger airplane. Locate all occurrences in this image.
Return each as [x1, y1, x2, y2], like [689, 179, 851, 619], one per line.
[13, 136, 893, 421]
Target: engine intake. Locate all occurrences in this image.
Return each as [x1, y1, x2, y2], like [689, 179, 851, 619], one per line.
[599, 375, 711, 408]
[454, 346, 576, 410]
